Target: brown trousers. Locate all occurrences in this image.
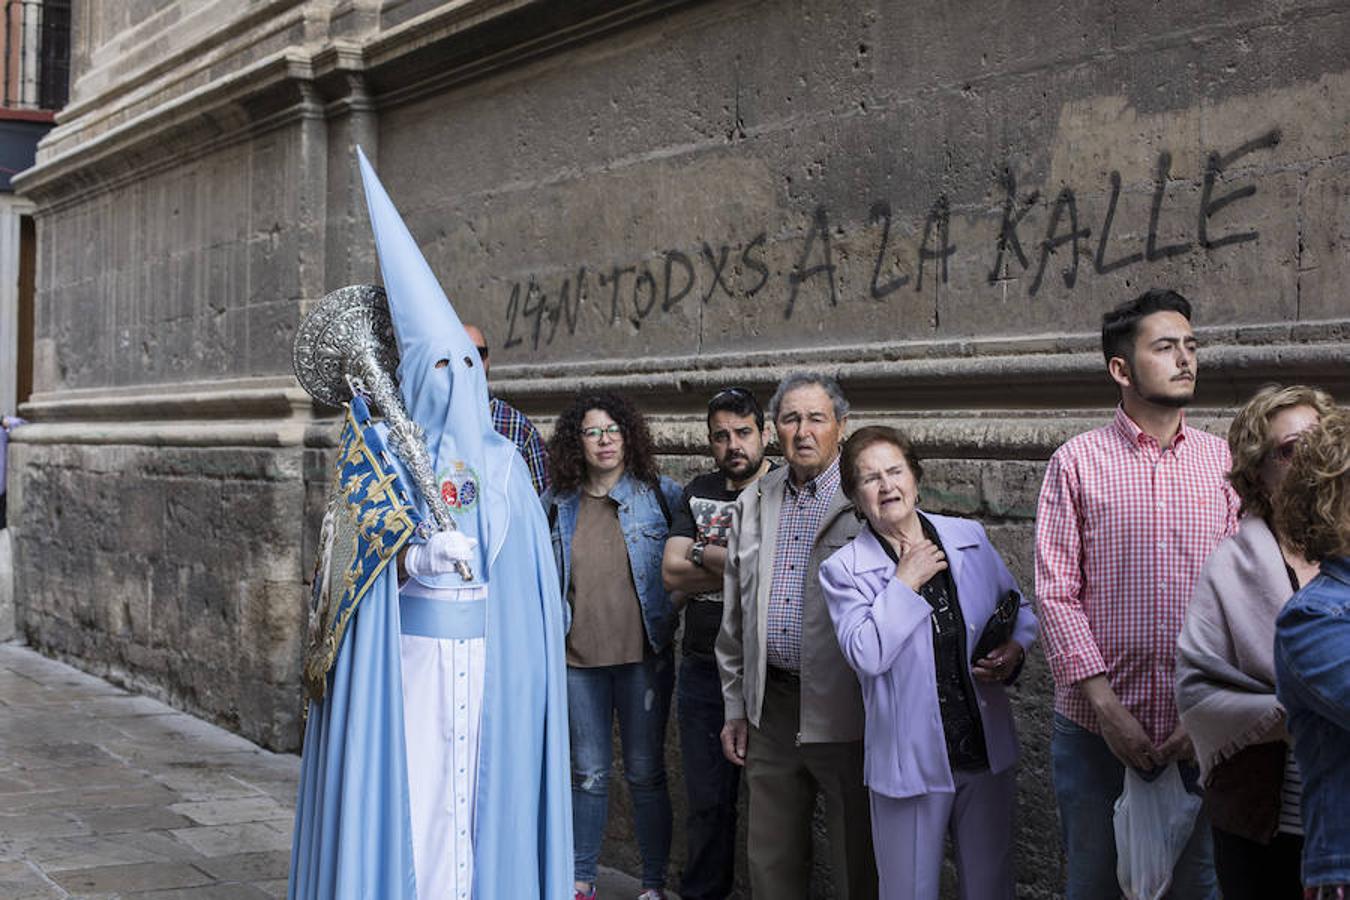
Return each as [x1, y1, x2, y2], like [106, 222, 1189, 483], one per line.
[746, 668, 878, 900]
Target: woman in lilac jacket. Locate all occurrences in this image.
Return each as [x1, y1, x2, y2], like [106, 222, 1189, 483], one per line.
[819, 426, 1037, 900]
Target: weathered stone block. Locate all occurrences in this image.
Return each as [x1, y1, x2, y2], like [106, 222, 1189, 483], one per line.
[982, 460, 1046, 521]
[921, 459, 984, 516]
[1297, 161, 1350, 323]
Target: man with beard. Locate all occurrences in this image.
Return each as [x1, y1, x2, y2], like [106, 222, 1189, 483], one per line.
[662, 386, 773, 900]
[1035, 289, 1239, 900]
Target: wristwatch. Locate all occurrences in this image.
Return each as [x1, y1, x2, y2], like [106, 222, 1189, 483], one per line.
[690, 542, 706, 568]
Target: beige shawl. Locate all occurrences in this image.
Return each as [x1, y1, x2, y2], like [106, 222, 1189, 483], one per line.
[1176, 515, 1293, 783]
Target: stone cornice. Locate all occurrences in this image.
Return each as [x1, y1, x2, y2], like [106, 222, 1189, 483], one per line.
[13, 51, 329, 210]
[14, 0, 702, 209]
[13, 333, 1346, 456]
[55, 0, 311, 138]
[20, 376, 317, 422]
[495, 320, 1347, 379]
[357, 0, 702, 112]
[5, 408, 1245, 459]
[490, 327, 1350, 411]
[10, 420, 318, 449]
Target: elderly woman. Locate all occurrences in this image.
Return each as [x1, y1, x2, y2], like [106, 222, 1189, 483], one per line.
[818, 426, 1037, 900]
[1176, 385, 1336, 899]
[1273, 409, 1350, 900]
[543, 392, 683, 900]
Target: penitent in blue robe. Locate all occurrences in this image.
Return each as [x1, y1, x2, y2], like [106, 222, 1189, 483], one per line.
[288, 443, 571, 900]
[288, 147, 572, 899]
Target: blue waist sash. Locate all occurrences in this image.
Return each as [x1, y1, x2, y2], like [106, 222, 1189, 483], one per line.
[399, 594, 486, 640]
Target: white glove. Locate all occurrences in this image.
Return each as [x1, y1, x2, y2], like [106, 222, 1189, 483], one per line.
[404, 530, 478, 579]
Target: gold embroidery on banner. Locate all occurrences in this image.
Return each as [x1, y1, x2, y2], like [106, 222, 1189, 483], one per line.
[303, 407, 418, 701]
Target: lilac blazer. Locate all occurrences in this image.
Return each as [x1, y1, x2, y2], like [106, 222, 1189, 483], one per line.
[819, 513, 1038, 799]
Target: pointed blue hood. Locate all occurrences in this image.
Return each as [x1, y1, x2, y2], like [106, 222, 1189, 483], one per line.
[357, 147, 495, 583]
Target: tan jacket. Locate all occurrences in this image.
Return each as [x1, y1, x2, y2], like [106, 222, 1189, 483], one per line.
[716, 462, 866, 743]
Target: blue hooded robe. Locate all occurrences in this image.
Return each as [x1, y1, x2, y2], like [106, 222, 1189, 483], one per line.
[288, 148, 572, 899]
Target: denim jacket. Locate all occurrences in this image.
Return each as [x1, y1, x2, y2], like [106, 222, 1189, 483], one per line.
[544, 473, 684, 655]
[1275, 556, 1350, 887]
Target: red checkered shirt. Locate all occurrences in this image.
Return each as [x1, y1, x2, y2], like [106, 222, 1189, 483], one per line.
[765, 456, 841, 672]
[1035, 406, 1239, 744]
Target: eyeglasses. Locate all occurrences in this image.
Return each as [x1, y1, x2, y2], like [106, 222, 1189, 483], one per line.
[581, 424, 623, 441]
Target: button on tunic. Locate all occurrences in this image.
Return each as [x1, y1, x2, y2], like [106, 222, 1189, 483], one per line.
[400, 582, 487, 900]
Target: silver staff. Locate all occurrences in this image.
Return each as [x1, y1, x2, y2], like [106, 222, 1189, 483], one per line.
[293, 284, 472, 581]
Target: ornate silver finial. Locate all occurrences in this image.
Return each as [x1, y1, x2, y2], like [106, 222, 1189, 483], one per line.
[292, 285, 400, 408]
[293, 284, 471, 580]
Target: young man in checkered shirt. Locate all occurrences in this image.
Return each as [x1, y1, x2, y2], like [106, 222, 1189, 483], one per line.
[1035, 289, 1240, 900]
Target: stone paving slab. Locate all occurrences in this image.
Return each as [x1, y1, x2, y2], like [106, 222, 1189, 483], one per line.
[0, 642, 660, 898]
[0, 643, 298, 898]
[49, 860, 214, 894]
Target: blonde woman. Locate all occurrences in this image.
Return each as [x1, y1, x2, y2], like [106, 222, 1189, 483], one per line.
[1177, 385, 1336, 898]
[1273, 409, 1350, 899]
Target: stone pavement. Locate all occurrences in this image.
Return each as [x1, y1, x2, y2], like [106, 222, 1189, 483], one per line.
[0, 641, 654, 899]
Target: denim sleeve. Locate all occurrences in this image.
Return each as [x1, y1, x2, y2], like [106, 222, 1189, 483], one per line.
[539, 490, 570, 634]
[660, 476, 684, 526]
[1275, 590, 1350, 733]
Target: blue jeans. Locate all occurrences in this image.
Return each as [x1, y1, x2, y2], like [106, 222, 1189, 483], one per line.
[568, 651, 675, 889]
[677, 654, 740, 900]
[1051, 713, 1217, 900]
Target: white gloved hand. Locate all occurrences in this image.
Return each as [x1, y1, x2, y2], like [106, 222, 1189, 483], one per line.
[404, 530, 478, 579]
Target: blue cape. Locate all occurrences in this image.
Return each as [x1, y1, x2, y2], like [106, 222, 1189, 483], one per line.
[288, 149, 572, 899]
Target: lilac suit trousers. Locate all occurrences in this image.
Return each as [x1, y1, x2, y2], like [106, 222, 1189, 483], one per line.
[868, 766, 1017, 900]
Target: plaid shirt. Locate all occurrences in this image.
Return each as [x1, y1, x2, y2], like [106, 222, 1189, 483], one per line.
[1035, 406, 1239, 743]
[489, 396, 550, 495]
[765, 456, 842, 672]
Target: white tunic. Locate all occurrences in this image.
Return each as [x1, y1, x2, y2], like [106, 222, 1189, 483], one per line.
[400, 581, 487, 900]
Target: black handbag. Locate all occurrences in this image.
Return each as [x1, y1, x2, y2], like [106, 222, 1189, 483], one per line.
[971, 589, 1021, 664]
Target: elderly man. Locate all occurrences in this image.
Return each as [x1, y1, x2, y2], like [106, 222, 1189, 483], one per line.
[463, 323, 550, 495]
[716, 372, 877, 900]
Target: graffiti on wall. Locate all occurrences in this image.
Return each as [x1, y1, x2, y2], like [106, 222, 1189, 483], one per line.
[501, 129, 1280, 351]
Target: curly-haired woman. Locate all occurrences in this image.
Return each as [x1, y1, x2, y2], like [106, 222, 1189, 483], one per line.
[1177, 384, 1337, 899]
[1274, 408, 1350, 900]
[543, 392, 683, 900]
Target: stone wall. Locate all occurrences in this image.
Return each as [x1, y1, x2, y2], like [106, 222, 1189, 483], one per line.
[11, 1, 1349, 896]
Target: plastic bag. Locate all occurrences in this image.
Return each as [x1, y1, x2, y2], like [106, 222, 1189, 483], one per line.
[1113, 763, 1203, 900]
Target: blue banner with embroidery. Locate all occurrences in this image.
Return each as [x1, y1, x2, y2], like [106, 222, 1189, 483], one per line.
[303, 394, 421, 702]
